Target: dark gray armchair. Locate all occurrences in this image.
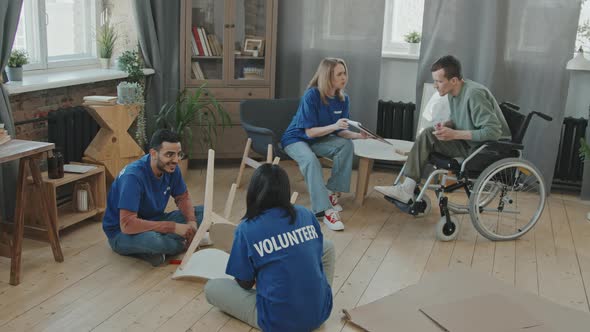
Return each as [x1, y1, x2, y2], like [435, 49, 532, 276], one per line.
[240, 98, 300, 160]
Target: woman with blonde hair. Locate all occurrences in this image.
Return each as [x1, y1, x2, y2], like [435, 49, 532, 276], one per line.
[281, 58, 366, 231]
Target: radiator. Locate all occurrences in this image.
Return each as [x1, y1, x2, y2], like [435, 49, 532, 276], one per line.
[553, 117, 587, 184]
[376, 100, 415, 141]
[47, 106, 99, 163]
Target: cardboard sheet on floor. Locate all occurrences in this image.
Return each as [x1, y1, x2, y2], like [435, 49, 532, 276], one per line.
[419, 293, 542, 332]
[343, 268, 590, 332]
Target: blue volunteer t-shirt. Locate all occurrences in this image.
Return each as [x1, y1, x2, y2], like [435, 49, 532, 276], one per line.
[226, 205, 333, 332]
[102, 154, 187, 239]
[281, 87, 350, 148]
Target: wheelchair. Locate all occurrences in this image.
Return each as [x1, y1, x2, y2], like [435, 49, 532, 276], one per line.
[384, 102, 552, 242]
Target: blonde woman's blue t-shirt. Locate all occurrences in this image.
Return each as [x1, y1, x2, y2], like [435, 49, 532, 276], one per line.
[226, 205, 333, 332]
[102, 154, 187, 239]
[281, 87, 350, 148]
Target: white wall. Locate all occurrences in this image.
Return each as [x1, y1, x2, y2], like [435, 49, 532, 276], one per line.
[378, 57, 419, 102]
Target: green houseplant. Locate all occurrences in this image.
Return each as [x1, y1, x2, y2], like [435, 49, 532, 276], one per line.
[155, 85, 231, 173]
[97, 21, 118, 68]
[117, 50, 144, 82]
[579, 138, 590, 221]
[6, 49, 29, 81]
[404, 31, 421, 54]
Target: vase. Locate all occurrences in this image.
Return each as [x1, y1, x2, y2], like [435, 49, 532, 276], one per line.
[99, 58, 111, 69]
[408, 43, 420, 55]
[6, 66, 23, 81]
[117, 84, 140, 104]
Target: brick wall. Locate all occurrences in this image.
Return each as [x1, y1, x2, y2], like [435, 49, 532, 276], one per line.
[9, 79, 125, 141]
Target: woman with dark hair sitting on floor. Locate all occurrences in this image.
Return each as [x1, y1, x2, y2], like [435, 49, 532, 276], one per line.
[204, 164, 335, 332]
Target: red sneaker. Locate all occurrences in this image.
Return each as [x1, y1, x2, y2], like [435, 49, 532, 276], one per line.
[329, 192, 343, 212]
[323, 209, 344, 231]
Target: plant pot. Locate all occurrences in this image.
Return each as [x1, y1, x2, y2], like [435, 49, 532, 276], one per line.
[408, 43, 420, 55]
[6, 66, 23, 81]
[117, 83, 141, 104]
[99, 58, 111, 69]
[178, 158, 189, 176]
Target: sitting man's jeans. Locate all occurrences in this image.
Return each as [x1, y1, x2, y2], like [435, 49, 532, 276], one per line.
[108, 206, 204, 260]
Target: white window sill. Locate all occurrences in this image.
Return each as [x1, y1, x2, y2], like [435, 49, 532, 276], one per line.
[4, 68, 156, 95]
[382, 52, 419, 60]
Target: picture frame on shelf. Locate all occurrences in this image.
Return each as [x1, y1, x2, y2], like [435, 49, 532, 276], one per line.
[243, 38, 264, 57]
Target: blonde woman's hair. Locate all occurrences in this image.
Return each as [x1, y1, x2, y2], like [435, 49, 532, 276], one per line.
[307, 57, 348, 104]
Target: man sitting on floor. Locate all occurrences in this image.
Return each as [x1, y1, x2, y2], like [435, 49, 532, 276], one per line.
[375, 55, 511, 202]
[102, 129, 211, 266]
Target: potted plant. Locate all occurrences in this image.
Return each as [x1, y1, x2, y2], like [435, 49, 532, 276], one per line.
[404, 31, 421, 54]
[155, 85, 231, 175]
[6, 49, 28, 81]
[117, 50, 144, 82]
[97, 21, 117, 69]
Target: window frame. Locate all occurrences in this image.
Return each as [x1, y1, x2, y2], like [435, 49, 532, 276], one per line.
[19, 0, 99, 72]
[381, 0, 424, 56]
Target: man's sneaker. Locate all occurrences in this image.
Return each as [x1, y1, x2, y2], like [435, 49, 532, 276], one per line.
[199, 231, 214, 246]
[329, 192, 343, 212]
[139, 253, 166, 267]
[315, 211, 325, 218]
[323, 209, 345, 231]
[374, 185, 413, 204]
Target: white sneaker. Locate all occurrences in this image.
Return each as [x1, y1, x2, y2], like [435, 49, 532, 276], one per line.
[199, 231, 214, 246]
[323, 209, 345, 231]
[328, 192, 343, 212]
[374, 185, 413, 204]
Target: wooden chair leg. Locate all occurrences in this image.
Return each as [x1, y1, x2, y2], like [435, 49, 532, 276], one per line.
[236, 138, 252, 189]
[266, 144, 273, 163]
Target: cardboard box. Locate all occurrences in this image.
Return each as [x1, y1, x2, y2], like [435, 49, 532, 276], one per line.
[343, 268, 590, 331]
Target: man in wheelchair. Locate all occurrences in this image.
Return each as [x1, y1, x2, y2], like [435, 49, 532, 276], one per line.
[375, 55, 511, 204]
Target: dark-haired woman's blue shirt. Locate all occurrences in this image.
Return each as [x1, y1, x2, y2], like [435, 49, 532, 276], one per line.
[281, 87, 350, 148]
[226, 205, 333, 332]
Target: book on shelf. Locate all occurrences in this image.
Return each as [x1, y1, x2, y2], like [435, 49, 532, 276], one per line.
[198, 27, 211, 56]
[191, 62, 205, 80]
[190, 34, 199, 56]
[207, 35, 218, 56]
[64, 164, 96, 174]
[192, 26, 204, 56]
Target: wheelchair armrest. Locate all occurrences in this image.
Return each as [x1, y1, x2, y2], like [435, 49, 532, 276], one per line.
[483, 140, 524, 151]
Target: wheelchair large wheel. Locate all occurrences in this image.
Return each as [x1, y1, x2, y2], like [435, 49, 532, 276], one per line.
[469, 158, 546, 241]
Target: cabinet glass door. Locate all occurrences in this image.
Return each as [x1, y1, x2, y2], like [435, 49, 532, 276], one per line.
[230, 0, 271, 84]
[187, 0, 225, 84]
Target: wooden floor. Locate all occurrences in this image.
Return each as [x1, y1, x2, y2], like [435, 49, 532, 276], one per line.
[1, 162, 590, 332]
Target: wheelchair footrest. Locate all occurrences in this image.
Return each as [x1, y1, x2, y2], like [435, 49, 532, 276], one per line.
[384, 195, 427, 216]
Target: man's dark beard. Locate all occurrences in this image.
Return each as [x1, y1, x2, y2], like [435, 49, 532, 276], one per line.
[156, 157, 176, 174]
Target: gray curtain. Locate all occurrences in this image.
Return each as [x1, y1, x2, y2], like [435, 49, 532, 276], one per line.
[276, 0, 386, 131]
[0, 0, 23, 222]
[416, 0, 581, 189]
[132, 0, 180, 139]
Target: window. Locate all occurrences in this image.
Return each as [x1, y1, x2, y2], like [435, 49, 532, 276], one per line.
[13, 0, 98, 71]
[382, 0, 425, 55]
[577, 0, 590, 53]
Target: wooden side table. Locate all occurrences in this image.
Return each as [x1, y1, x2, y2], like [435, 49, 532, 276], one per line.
[83, 104, 145, 182]
[23, 163, 106, 241]
[353, 139, 413, 205]
[0, 140, 64, 285]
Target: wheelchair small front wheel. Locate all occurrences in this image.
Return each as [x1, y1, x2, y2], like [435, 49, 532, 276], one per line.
[469, 158, 546, 241]
[435, 215, 459, 241]
[413, 194, 432, 218]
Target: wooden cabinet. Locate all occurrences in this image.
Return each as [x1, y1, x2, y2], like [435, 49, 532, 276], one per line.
[180, 0, 277, 159]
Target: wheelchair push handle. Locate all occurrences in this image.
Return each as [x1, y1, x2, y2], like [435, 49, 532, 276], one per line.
[531, 111, 552, 121]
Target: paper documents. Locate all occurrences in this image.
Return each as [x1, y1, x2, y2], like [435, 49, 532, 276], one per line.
[347, 120, 393, 146]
